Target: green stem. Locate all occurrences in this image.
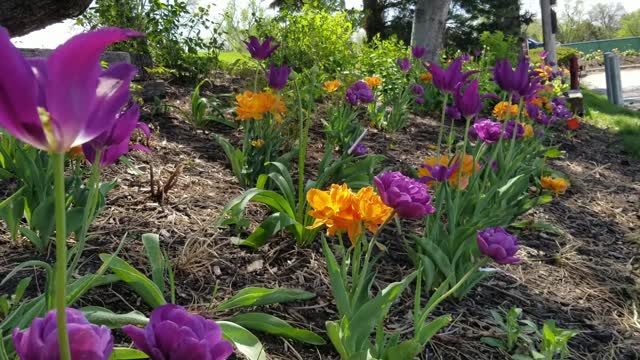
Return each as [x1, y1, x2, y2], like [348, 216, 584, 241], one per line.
[421, 258, 488, 320]
[435, 93, 450, 160]
[352, 212, 396, 301]
[68, 150, 102, 276]
[52, 152, 71, 360]
[505, 97, 525, 165]
[294, 81, 308, 223]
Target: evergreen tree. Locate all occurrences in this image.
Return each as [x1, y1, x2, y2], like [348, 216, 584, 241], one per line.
[448, 0, 533, 51]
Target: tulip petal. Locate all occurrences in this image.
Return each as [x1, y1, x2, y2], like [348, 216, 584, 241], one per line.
[46, 28, 141, 151]
[123, 324, 153, 356]
[74, 63, 137, 148]
[0, 27, 48, 150]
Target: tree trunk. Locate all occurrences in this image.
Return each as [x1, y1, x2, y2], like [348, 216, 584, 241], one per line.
[0, 0, 92, 37]
[363, 0, 385, 42]
[411, 0, 451, 62]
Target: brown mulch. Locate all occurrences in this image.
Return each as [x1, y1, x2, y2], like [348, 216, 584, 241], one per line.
[1, 79, 639, 360]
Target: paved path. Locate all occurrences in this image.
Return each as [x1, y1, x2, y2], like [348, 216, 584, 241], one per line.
[582, 68, 640, 110]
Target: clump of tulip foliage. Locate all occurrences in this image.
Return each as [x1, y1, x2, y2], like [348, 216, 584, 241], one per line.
[214, 33, 576, 357]
[0, 24, 578, 359]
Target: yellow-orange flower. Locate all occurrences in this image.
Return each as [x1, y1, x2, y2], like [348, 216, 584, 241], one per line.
[493, 101, 519, 120]
[322, 80, 342, 93]
[420, 72, 433, 82]
[417, 154, 478, 189]
[306, 184, 392, 245]
[307, 184, 360, 241]
[251, 139, 265, 148]
[523, 124, 534, 138]
[353, 186, 393, 235]
[540, 176, 569, 194]
[364, 76, 382, 88]
[235, 91, 286, 121]
[534, 65, 553, 80]
[454, 153, 479, 177]
[529, 96, 544, 108]
[68, 146, 84, 160]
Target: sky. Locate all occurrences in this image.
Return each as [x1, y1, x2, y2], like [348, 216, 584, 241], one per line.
[11, 0, 640, 48]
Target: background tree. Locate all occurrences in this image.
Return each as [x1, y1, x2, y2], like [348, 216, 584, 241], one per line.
[0, 0, 92, 37]
[411, 0, 450, 61]
[447, 0, 533, 52]
[617, 9, 640, 37]
[587, 2, 626, 38]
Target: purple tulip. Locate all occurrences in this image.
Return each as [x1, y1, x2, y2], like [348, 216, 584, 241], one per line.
[374, 171, 435, 219]
[0, 27, 142, 153]
[493, 58, 541, 97]
[346, 81, 374, 106]
[411, 84, 425, 96]
[244, 36, 279, 60]
[446, 105, 461, 120]
[473, 49, 482, 57]
[123, 304, 233, 360]
[454, 79, 482, 119]
[13, 308, 114, 360]
[470, 119, 503, 144]
[540, 50, 549, 60]
[351, 143, 369, 156]
[266, 64, 291, 91]
[419, 162, 458, 183]
[504, 121, 524, 139]
[477, 227, 520, 264]
[460, 53, 471, 62]
[411, 46, 427, 59]
[415, 96, 425, 105]
[427, 59, 478, 94]
[82, 103, 150, 168]
[397, 57, 411, 72]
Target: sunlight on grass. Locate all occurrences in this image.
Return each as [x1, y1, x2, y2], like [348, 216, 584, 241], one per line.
[583, 89, 640, 157]
[219, 51, 253, 68]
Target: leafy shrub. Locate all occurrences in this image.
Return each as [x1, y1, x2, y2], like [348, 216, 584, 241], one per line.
[256, 5, 355, 74]
[530, 47, 580, 66]
[480, 31, 519, 64]
[355, 35, 408, 93]
[77, 0, 223, 82]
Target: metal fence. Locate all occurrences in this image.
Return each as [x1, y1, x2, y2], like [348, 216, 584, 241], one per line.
[563, 37, 640, 53]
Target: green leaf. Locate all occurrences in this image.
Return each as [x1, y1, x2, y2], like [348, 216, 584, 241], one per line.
[543, 148, 564, 158]
[321, 237, 351, 317]
[218, 321, 267, 360]
[1, 260, 52, 287]
[230, 312, 325, 345]
[13, 276, 31, 304]
[384, 339, 423, 360]
[99, 254, 166, 308]
[417, 314, 451, 344]
[480, 336, 505, 349]
[81, 306, 149, 328]
[348, 273, 416, 351]
[66, 207, 85, 236]
[231, 212, 297, 248]
[217, 287, 315, 311]
[142, 233, 165, 293]
[326, 320, 349, 359]
[108, 348, 149, 359]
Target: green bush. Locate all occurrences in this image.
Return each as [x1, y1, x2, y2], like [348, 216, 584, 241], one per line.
[256, 5, 355, 74]
[480, 31, 519, 64]
[354, 35, 407, 92]
[529, 47, 580, 66]
[77, 0, 223, 82]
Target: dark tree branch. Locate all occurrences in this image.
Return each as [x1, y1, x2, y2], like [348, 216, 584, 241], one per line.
[0, 0, 92, 37]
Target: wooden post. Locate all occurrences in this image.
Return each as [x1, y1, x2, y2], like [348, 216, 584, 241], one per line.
[540, 0, 557, 69]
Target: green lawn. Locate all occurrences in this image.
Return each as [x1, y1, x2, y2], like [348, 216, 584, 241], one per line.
[218, 51, 253, 68]
[583, 89, 640, 157]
